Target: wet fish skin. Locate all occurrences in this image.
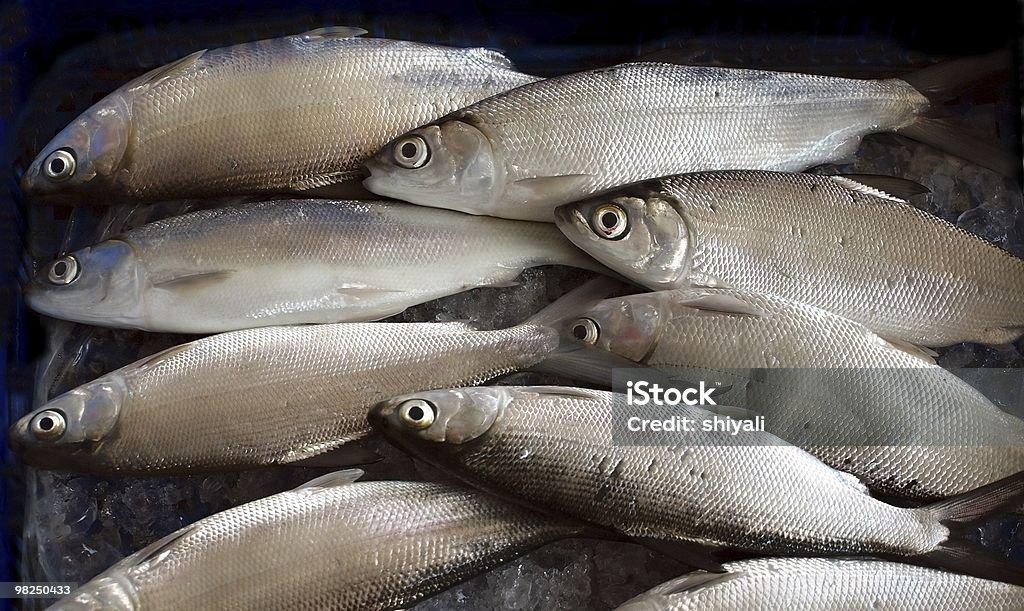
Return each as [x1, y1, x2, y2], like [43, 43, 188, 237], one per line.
[25, 199, 602, 333]
[369, 386, 958, 560]
[49, 472, 585, 611]
[615, 558, 1024, 610]
[363, 62, 927, 221]
[22, 29, 538, 202]
[575, 287, 1024, 500]
[554, 171, 1024, 347]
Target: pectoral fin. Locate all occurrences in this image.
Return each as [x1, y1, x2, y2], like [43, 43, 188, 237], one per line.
[513, 174, 595, 204]
[152, 270, 235, 293]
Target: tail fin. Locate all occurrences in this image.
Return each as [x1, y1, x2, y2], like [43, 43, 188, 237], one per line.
[918, 471, 1024, 586]
[898, 51, 1018, 175]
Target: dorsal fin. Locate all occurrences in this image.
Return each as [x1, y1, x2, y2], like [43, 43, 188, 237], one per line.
[293, 469, 365, 492]
[127, 49, 206, 90]
[657, 570, 742, 596]
[298, 26, 368, 42]
[673, 292, 767, 318]
[466, 47, 516, 70]
[523, 386, 603, 401]
[133, 522, 199, 567]
[133, 342, 195, 370]
[827, 175, 927, 203]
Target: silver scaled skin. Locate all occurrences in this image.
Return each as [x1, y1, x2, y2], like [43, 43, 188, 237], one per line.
[25, 199, 602, 333]
[554, 171, 1024, 347]
[21, 28, 538, 202]
[364, 62, 926, 221]
[370, 387, 958, 560]
[615, 558, 1024, 611]
[572, 288, 1024, 500]
[48, 472, 584, 611]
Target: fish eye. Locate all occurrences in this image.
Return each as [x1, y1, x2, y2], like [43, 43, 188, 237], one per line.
[47, 255, 80, 285]
[393, 135, 430, 169]
[30, 410, 67, 441]
[591, 204, 628, 240]
[43, 148, 77, 181]
[571, 318, 600, 344]
[398, 399, 436, 430]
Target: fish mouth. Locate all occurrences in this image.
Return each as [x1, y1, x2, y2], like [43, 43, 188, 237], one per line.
[361, 158, 390, 196]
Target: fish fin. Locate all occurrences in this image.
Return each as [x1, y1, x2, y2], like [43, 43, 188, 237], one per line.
[918, 470, 1024, 586]
[833, 174, 930, 200]
[513, 174, 596, 204]
[530, 343, 648, 388]
[672, 293, 767, 318]
[827, 176, 910, 204]
[288, 444, 383, 469]
[875, 335, 938, 364]
[486, 278, 521, 289]
[628, 537, 726, 573]
[834, 470, 871, 496]
[466, 47, 517, 70]
[897, 118, 1018, 176]
[521, 386, 605, 401]
[293, 468, 365, 491]
[134, 342, 195, 370]
[151, 270, 235, 291]
[902, 51, 1009, 104]
[133, 522, 200, 567]
[293, 179, 376, 200]
[298, 26, 368, 41]
[523, 277, 625, 328]
[653, 570, 743, 596]
[128, 49, 206, 90]
[289, 170, 364, 191]
[688, 273, 731, 289]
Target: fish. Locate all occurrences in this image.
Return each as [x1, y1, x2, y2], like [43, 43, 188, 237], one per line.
[363, 58, 1009, 221]
[9, 280, 628, 474]
[49, 469, 588, 611]
[572, 287, 1024, 500]
[553, 171, 1024, 347]
[21, 27, 539, 203]
[24, 199, 605, 333]
[369, 385, 1024, 585]
[614, 557, 1024, 610]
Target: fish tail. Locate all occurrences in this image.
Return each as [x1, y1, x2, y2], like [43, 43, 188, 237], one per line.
[898, 51, 1019, 176]
[918, 470, 1024, 586]
[521, 276, 644, 386]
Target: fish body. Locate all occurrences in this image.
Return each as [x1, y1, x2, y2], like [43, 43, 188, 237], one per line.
[22, 29, 538, 202]
[364, 62, 929, 221]
[554, 171, 1024, 346]
[615, 558, 1024, 610]
[575, 288, 1024, 499]
[26, 199, 600, 333]
[50, 472, 583, 611]
[369, 385, 1024, 585]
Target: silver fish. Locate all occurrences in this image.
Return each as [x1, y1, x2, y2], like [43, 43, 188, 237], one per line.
[25, 199, 603, 333]
[572, 287, 1024, 500]
[10, 281, 620, 474]
[369, 385, 1024, 585]
[50, 470, 586, 611]
[554, 171, 1024, 347]
[22, 27, 538, 203]
[615, 558, 1024, 610]
[364, 59, 1003, 222]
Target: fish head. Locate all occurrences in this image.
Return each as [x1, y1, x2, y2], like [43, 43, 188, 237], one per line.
[9, 376, 126, 471]
[369, 387, 509, 455]
[554, 185, 691, 289]
[571, 294, 665, 362]
[46, 577, 137, 611]
[21, 93, 131, 200]
[363, 119, 500, 214]
[25, 240, 145, 327]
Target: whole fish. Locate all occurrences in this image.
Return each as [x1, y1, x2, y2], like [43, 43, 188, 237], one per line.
[25, 199, 603, 333]
[554, 171, 1024, 346]
[615, 558, 1024, 610]
[9, 281, 621, 474]
[50, 470, 587, 611]
[21, 27, 538, 203]
[573, 287, 1024, 500]
[369, 386, 1024, 585]
[363, 58, 1007, 221]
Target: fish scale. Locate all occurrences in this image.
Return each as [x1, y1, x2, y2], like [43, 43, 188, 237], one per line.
[23, 32, 538, 201]
[376, 387, 948, 559]
[365, 62, 926, 221]
[49, 478, 583, 610]
[616, 558, 1024, 610]
[9, 322, 558, 474]
[577, 288, 1024, 499]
